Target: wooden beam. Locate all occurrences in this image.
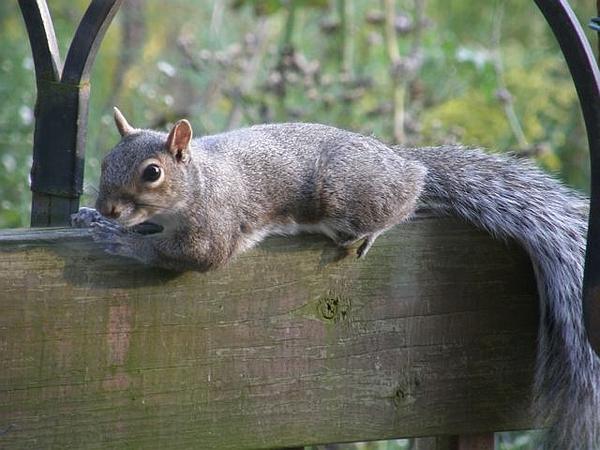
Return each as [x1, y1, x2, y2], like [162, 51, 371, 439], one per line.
[0, 217, 540, 449]
[455, 433, 495, 450]
[414, 433, 494, 450]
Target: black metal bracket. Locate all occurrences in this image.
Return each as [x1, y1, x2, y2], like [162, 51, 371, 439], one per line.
[534, 0, 600, 354]
[18, 0, 123, 226]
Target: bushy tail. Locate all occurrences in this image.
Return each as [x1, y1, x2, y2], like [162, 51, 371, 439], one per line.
[397, 145, 598, 449]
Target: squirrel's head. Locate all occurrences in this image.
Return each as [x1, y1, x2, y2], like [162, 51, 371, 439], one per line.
[95, 107, 196, 228]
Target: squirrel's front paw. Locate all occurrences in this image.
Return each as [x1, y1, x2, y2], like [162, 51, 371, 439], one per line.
[91, 221, 138, 259]
[71, 207, 105, 228]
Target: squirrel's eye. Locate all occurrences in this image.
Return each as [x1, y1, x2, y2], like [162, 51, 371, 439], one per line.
[142, 164, 162, 183]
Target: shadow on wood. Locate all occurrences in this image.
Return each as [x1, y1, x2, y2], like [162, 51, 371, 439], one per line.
[0, 216, 539, 449]
[414, 433, 495, 450]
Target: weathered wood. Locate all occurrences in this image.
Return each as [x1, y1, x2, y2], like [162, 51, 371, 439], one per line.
[0, 217, 540, 449]
[455, 434, 495, 450]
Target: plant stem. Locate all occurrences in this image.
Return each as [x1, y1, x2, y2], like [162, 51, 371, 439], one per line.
[492, 4, 528, 149]
[274, 2, 297, 120]
[384, 0, 406, 144]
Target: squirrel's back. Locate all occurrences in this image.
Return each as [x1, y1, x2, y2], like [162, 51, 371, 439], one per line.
[196, 123, 426, 250]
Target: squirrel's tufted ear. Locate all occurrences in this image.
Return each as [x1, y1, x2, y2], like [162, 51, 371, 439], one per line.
[166, 119, 193, 162]
[113, 107, 136, 137]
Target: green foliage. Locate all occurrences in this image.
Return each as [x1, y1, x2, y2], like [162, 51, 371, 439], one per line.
[308, 439, 409, 450]
[0, 1, 593, 232]
[497, 431, 543, 450]
[0, 5, 36, 227]
[232, 0, 328, 16]
[0, 0, 593, 227]
[0, 0, 592, 214]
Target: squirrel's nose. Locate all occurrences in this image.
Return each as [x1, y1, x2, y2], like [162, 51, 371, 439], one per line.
[98, 201, 121, 219]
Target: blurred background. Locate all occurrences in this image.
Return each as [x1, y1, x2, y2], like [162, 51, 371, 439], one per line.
[0, 1, 596, 447]
[0, 0, 596, 228]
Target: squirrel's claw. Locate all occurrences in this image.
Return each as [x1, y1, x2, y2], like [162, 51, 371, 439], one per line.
[71, 207, 105, 228]
[336, 232, 381, 259]
[90, 221, 157, 267]
[356, 232, 381, 259]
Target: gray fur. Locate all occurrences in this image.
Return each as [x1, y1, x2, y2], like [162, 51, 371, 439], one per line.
[397, 145, 596, 449]
[86, 123, 426, 270]
[73, 121, 598, 448]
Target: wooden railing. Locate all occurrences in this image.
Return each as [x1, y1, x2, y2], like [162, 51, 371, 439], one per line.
[0, 215, 539, 449]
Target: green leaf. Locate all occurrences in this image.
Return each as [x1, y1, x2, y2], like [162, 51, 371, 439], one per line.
[231, 0, 328, 16]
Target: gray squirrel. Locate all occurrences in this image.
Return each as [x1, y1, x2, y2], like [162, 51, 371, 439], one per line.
[72, 107, 598, 449]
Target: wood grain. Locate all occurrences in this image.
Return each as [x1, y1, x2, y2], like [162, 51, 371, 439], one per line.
[0, 217, 539, 449]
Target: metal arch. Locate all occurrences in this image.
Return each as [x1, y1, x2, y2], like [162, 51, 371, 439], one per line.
[533, 0, 600, 354]
[17, 0, 62, 82]
[62, 0, 123, 84]
[18, 0, 124, 226]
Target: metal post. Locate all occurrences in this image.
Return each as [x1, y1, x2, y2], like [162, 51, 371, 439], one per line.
[597, 0, 600, 58]
[533, 0, 600, 354]
[18, 0, 123, 226]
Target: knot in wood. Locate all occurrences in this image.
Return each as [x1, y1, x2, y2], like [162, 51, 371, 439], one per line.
[393, 387, 406, 406]
[393, 376, 418, 408]
[317, 294, 349, 322]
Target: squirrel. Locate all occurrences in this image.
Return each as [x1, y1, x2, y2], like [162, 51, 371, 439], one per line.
[72, 107, 598, 449]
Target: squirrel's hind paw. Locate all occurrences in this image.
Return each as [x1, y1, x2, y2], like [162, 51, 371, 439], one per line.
[335, 231, 382, 259]
[356, 232, 382, 259]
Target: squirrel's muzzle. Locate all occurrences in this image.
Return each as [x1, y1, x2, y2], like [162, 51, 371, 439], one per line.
[97, 199, 121, 220]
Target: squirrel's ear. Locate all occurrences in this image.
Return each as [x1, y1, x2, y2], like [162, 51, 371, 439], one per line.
[113, 107, 135, 137]
[166, 119, 193, 162]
